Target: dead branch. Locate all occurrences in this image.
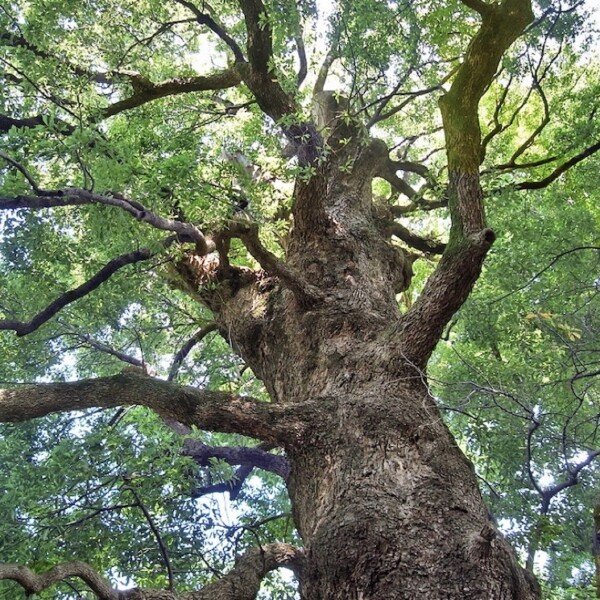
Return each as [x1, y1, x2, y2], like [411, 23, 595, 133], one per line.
[0, 68, 241, 134]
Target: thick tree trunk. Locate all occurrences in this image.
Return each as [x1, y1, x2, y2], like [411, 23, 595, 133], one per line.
[204, 144, 540, 597]
[287, 376, 538, 600]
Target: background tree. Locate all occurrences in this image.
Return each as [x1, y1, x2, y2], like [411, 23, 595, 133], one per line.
[0, 0, 599, 598]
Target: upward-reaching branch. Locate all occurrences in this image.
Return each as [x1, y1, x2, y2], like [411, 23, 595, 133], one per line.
[236, 0, 322, 165]
[236, 0, 296, 121]
[397, 0, 534, 368]
[0, 238, 176, 337]
[173, 0, 245, 62]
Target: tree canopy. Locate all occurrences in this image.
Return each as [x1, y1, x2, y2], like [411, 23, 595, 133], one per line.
[0, 0, 599, 598]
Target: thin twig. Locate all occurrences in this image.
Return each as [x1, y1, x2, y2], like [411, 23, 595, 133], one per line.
[123, 484, 175, 592]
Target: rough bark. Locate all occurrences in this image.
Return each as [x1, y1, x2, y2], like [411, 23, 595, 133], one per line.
[0, 373, 301, 445]
[199, 156, 539, 598]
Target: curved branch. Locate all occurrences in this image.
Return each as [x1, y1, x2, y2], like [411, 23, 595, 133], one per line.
[543, 450, 600, 499]
[189, 543, 303, 600]
[236, 0, 295, 119]
[0, 238, 176, 337]
[0, 562, 119, 600]
[389, 197, 448, 216]
[313, 41, 339, 97]
[0, 373, 299, 444]
[513, 139, 600, 191]
[0, 544, 303, 600]
[192, 463, 254, 499]
[376, 160, 418, 199]
[296, 32, 307, 87]
[398, 0, 534, 366]
[0, 112, 70, 134]
[439, 0, 534, 175]
[459, 0, 492, 16]
[396, 228, 496, 368]
[0, 150, 43, 192]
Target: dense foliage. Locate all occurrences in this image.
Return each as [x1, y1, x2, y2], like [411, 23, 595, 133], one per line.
[0, 0, 599, 597]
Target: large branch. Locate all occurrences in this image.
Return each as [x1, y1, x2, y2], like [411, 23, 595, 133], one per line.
[236, 0, 321, 165]
[396, 228, 496, 368]
[0, 112, 74, 134]
[192, 463, 254, 499]
[102, 70, 241, 118]
[439, 0, 534, 183]
[0, 373, 298, 444]
[236, 0, 295, 121]
[0, 543, 303, 600]
[187, 543, 302, 600]
[0, 69, 241, 134]
[0, 188, 208, 251]
[0, 562, 119, 600]
[397, 0, 534, 367]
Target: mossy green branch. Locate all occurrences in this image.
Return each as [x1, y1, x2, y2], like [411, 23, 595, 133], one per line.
[440, 0, 535, 174]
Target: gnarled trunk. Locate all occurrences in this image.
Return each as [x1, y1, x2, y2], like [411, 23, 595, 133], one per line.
[287, 378, 538, 600]
[205, 144, 540, 598]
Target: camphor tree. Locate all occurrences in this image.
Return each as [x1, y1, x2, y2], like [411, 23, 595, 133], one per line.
[0, 0, 599, 598]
